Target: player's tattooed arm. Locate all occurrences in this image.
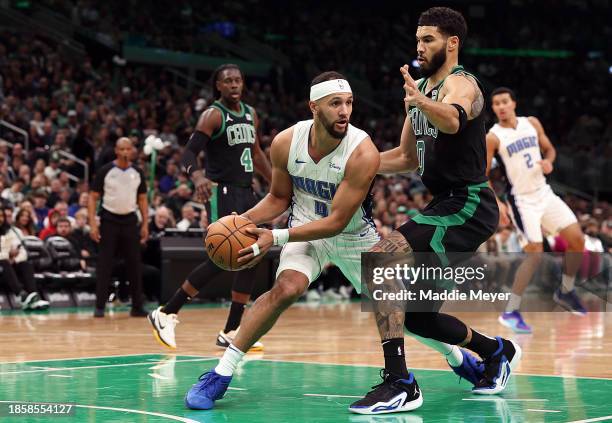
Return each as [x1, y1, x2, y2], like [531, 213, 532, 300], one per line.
[465, 75, 484, 119]
[438, 73, 484, 124]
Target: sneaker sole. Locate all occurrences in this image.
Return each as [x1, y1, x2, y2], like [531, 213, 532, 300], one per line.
[348, 395, 423, 414]
[148, 313, 176, 349]
[497, 316, 532, 334]
[473, 341, 522, 395]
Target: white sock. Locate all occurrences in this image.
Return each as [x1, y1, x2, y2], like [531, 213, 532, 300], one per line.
[214, 344, 245, 376]
[409, 333, 463, 367]
[505, 293, 522, 313]
[561, 273, 575, 293]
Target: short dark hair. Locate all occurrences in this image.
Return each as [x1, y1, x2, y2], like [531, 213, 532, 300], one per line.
[310, 71, 347, 86]
[491, 87, 517, 101]
[418, 7, 468, 48]
[56, 217, 71, 226]
[212, 64, 242, 99]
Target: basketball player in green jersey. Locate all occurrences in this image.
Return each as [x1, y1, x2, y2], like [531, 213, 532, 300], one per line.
[351, 7, 521, 414]
[148, 64, 272, 351]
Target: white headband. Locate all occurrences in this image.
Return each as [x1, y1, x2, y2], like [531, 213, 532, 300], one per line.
[309, 79, 352, 101]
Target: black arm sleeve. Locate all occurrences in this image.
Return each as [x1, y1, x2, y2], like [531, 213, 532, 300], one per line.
[181, 130, 211, 176]
[450, 103, 468, 133]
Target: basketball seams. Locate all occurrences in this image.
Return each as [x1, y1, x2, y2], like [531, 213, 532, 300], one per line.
[206, 216, 257, 271]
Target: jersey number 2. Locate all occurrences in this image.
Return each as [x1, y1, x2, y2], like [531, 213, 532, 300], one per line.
[241, 148, 253, 172]
[523, 153, 533, 168]
[416, 140, 425, 175]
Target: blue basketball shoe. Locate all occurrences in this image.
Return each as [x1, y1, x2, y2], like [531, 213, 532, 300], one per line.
[184, 370, 232, 410]
[498, 310, 532, 334]
[472, 337, 522, 395]
[553, 288, 587, 316]
[448, 348, 485, 386]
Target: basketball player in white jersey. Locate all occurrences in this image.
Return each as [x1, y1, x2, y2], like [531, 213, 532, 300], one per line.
[183, 71, 382, 410]
[487, 87, 586, 333]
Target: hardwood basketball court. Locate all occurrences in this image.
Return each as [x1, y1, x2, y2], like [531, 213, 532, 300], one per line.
[2, 302, 612, 422]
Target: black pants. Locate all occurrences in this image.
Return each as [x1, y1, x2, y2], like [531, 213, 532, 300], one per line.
[0, 260, 36, 295]
[95, 218, 143, 309]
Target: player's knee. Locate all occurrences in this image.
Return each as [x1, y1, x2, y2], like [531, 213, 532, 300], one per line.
[271, 273, 307, 306]
[567, 230, 585, 252]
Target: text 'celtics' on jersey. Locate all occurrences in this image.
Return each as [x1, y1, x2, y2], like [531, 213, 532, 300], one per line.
[408, 65, 488, 195]
[205, 100, 256, 186]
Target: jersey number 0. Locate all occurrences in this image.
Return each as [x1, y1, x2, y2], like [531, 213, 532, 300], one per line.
[416, 140, 425, 175]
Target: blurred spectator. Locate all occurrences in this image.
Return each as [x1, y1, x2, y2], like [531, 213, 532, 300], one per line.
[39, 209, 61, 240]
[176, 203, 199, 231]
[0, 205, 49, 310]
[1, 178, 25, 205]
[14, 208, 37, 236]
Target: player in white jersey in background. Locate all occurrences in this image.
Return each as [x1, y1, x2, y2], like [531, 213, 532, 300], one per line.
[183, 71, 381, 410]
[487, 87, 586, 334]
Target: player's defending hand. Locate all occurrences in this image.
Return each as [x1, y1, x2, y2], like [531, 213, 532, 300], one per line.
[537, 159, 553, 175]
[400, 65, 424, 107]
[237, 227, 273, 268]
[192, 172, 214, 202]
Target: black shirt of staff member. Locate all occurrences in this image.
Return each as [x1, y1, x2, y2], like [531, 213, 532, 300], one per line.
[88, 138, 149, 317]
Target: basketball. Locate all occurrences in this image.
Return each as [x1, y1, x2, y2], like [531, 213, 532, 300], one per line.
[205, 215, 258, 271]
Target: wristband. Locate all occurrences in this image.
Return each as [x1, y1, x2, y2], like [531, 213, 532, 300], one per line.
[271, 229, 290, 246]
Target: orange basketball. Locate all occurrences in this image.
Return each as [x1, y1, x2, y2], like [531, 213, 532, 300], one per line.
[205, 215, 258, 271]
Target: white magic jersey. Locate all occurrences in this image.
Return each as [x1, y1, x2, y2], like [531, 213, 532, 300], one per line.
[490, 117, 547, 195]
[286, 119, 375, 236]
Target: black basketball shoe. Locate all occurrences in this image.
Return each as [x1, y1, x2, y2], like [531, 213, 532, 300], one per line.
[349, 370, 423, 414]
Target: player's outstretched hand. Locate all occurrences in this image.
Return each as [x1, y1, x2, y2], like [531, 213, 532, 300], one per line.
[400, 64, 423, 107]
[237, 227, 273, 268]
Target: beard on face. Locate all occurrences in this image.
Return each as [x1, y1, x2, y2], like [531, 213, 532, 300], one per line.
[419, 47, 447, 78]
[319, 111, 348, 140]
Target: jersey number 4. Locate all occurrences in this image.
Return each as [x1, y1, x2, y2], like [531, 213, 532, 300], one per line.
[416, 140, 425, 175]
[240, 148, 253, 172]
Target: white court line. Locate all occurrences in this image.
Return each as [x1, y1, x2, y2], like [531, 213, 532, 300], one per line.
[47, 374, 73, 378]
[304, 394, 362, 398]
[227, 387, 247, 391]
[0, 357, 215, 375]
[5, 352, 612, 381]
[567, 417, 612, 423]
[0, 352, 166, 365]
[527, 409, 562, 413]
[250, 355, 612, 381]
[148, 373, 169, 380]
[0, 401, 198, 423]
[462, 398, 548, 402]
